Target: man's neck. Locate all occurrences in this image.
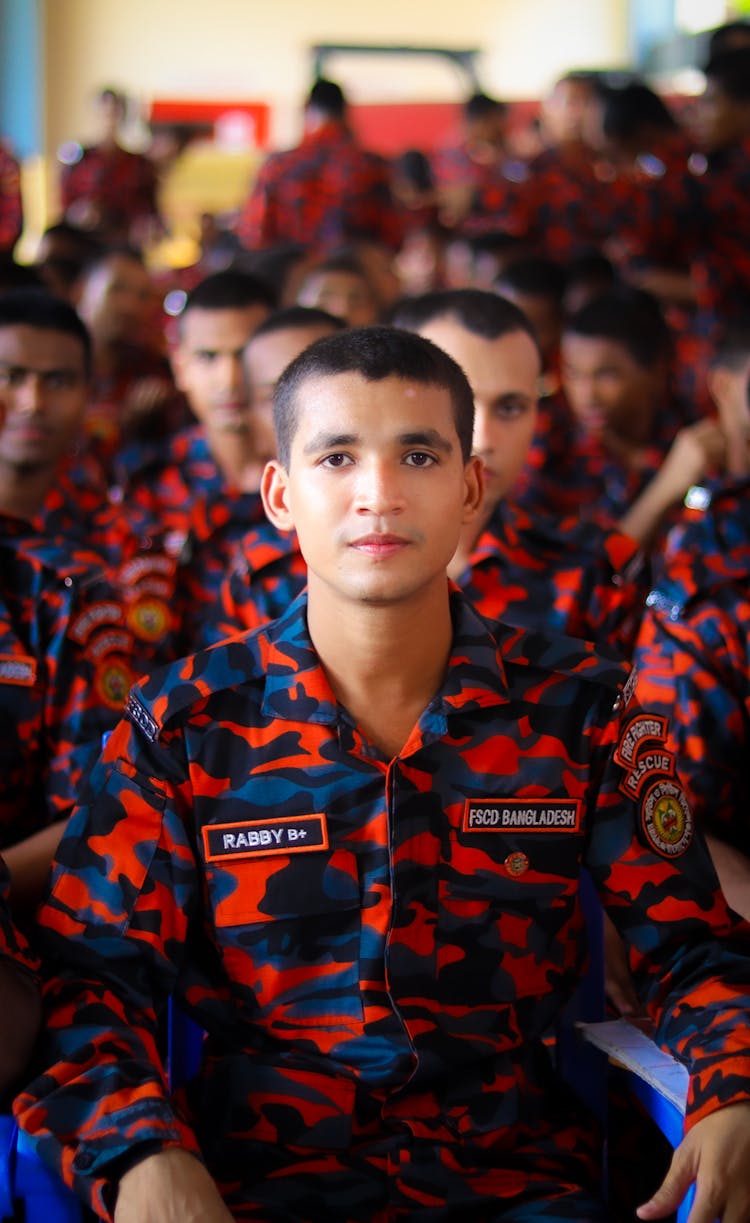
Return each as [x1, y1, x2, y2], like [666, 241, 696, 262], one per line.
[306, 577, 454, 759]
[0, 464, 56, 523]
[205, 428, 265, 494]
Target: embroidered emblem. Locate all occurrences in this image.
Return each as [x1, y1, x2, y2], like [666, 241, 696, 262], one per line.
[95, 659, 133, 711]
[642, 779, 693, 859]
[127, 597, 171, 642]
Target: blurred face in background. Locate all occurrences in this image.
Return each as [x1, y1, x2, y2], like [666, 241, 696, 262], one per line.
[78, 254, 155, 347]
[415, 315, 540, 509]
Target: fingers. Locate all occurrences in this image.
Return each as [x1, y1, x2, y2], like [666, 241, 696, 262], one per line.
[637, 1147, 695, 1220]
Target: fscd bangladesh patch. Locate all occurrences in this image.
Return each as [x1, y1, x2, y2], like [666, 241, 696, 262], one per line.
[203, 815, 329, 861]
[463, 799, 581, 833]
[641, 779, 693, 858]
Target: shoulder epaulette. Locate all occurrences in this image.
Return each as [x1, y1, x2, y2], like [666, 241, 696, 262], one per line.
[494, 619, 630, 694]
[126, 632, 265, 742]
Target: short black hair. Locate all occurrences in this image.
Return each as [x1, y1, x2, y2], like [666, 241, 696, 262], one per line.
[250, 305, 346, 342]
[601, 82, 678, 143]
[79, 243, 145, 279]
[306, 78, 346, 119]
[704, 48, 750, 103]
[496, 257, 567, 304]
[0, 288, 92, 376]
[708, 20, 750, 60]
[391, 288, 539, 347]
[465, 92, 507, 121]
[179, 270, 277, 332]
[273, 325, 475, 468]
[563, 287, 671, 368]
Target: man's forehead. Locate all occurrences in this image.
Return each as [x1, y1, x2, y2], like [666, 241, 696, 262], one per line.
[246, 325, 334, 372]
[180, 304, 268, 348]
[416, 318, 540, 384]
[0, 324, 85, 367]
[291, 370, 457, 436]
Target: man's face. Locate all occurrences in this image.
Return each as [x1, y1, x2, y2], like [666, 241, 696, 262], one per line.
[414, 318, 540, 508]
[297, 271, 377, 327]
[693, 81, 750, 152]
[173, 305, 268, 436]
[0, 325, 88, 473]
[244, 323, 338, 462]
[78, 255, 155, 346]
[542, 79, 595, 146]
[561, 333, 662, 442]
[708, 355, 750, 477]
[262, 371, 481, 609]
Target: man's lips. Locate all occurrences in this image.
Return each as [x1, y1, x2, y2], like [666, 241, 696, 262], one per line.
[349, 533, 411, 556]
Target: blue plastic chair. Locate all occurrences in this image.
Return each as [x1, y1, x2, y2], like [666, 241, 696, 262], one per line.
[571, 873, 701, 1223]
[0, 1116, 83, 1222]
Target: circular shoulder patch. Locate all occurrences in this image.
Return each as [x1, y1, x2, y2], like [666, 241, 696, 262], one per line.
[95, 657, 134, 711]
[127, 597, 171, 643]
[641, 778, 693, 859]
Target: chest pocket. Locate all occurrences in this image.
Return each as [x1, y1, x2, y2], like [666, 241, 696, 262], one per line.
[436, 829, 585, 1006]
[206, 846, 364, 1031]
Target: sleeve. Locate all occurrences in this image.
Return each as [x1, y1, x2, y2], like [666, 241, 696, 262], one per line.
[583, 672, 750, 1132]
[42, 572, 135, 824]
[634, 594, 750, 849]
[13, 714, 203, 1221]
[236, 157, 278, 249]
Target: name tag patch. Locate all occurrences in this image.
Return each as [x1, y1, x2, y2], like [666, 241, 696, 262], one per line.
[463, 799, 582, 833]
[203, 814, 329, 861]
[0, 653, 36, 686]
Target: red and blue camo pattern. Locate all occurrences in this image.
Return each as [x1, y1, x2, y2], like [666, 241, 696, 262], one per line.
[467, 147, 641, 264]
[0, 515, 148, 845]
[635, 476, 750, 854]
[516, 394, 698, 529]
[236, 121, 404, 253]
[115, 425, 268, 652]
[32, 456, 185, 669]
[200, 503, 646, 660]
[15, 588, 750, 1219]
[59, 142, 158, 237]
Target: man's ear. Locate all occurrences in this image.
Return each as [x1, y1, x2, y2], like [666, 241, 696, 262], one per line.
[462, 453, 485, 524]
[170, 345, 188, 394]
[261, 459, 295, 532]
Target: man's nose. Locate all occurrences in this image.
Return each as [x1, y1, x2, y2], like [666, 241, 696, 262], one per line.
[16, 375, 45, 415]
[354, 459, 405, 513]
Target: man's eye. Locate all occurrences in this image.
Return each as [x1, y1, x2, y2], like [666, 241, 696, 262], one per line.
[322, 453, 352, 468]
[495, 400, 526, 419]
[405, 451, 435, 466]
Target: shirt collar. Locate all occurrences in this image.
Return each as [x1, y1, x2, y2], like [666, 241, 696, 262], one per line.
[261, 585, 511, 733]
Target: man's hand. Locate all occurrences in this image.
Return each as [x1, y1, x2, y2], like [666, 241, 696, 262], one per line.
[114, 1148, 235, 1223]
[637, 1101, 750, 1222]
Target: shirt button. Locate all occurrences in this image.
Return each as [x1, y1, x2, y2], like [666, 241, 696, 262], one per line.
[504, 851, 529, 878]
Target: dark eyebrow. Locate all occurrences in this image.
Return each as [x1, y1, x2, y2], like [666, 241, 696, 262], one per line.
[302, 427, 455, 456]
[302, 431, 359, 455]
[398, 429, 454, 454]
